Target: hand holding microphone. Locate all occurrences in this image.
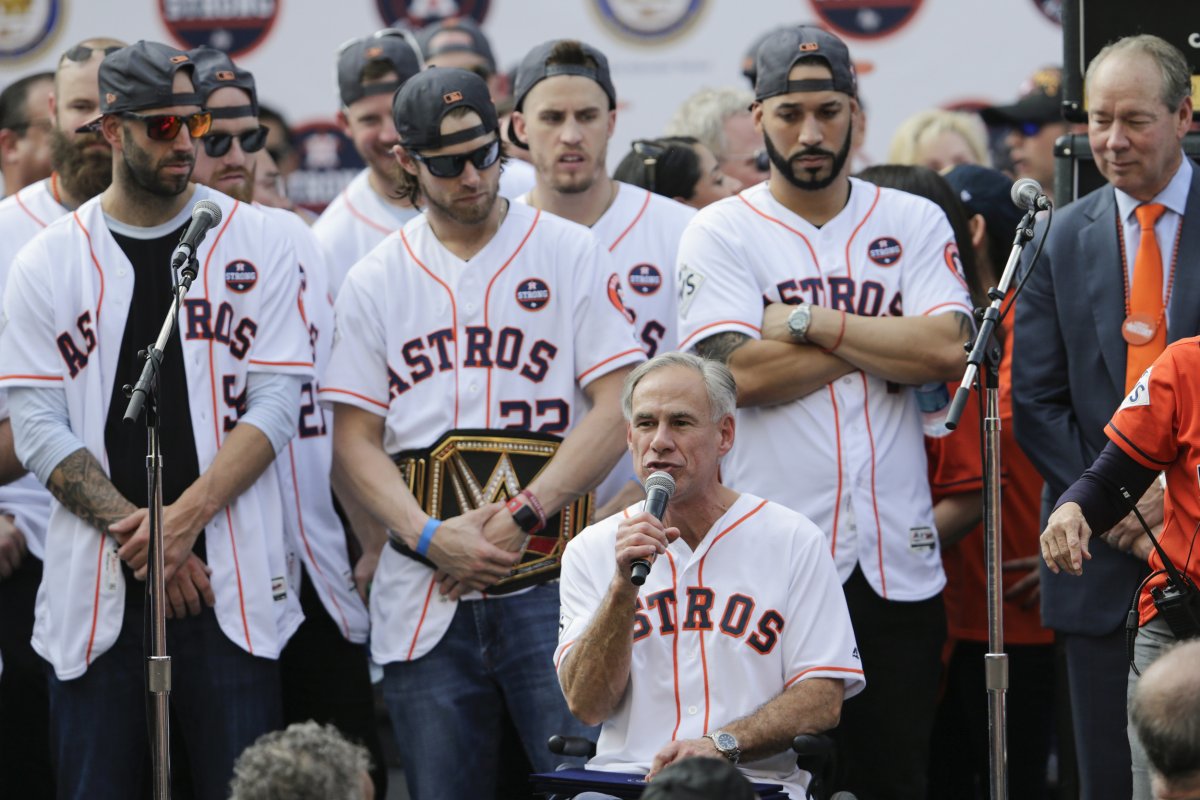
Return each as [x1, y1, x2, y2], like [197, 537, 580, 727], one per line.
[630, 471, 676, 586]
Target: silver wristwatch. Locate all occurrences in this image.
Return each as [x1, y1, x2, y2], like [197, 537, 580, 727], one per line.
[705, 730, 741, 763]
[786, 303, 812, 343]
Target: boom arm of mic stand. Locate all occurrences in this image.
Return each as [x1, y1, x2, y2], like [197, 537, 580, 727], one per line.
[946, 210, 1037, 430]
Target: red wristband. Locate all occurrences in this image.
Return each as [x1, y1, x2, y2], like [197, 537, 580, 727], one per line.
[821, 310, 847, 354]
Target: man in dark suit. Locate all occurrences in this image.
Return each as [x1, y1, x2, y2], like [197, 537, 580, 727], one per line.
[1013, 34, 1198, 800]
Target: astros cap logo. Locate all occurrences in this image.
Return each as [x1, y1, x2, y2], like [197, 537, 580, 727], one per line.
[443, 91, 463, 103]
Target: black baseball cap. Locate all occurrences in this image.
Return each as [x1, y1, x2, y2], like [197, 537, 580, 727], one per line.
[418, 17, 496, 73]
[75, 41, 202, 132]
[337, 29, 422, 108]
[188, 45, 257, 117]
[980, 67, 1063, 126]
[754, 25, 857, 102]
[392, 67, 498, 151]
[508, 39, 617, 149]
[942, 164, 1024, 238]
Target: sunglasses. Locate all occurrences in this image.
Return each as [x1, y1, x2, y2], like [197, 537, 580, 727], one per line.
[411, 139, 500, 178]
[120, 111, 212, 141]
[1015, 121, 1043, 137]
[201, 126, 268, 158]
[64, 44, 122, 62]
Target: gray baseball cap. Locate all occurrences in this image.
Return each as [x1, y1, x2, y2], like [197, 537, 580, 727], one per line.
[337, 29, 422, 108]
[188, 45, 258, 117]
[508, 39, 617, 149]
[418, 17, 496, 73]
[392, 67, 498, 151]
[76, 41, 202, 132]
[754, 25, 857, 102]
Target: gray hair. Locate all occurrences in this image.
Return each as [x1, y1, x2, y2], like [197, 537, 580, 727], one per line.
[1087, 34, 1192, 110]
[228, 721, 372, 800]
[1130, 640, 1200, 785]
[664, 87, 755, 160]
[622, 351, 736, 423]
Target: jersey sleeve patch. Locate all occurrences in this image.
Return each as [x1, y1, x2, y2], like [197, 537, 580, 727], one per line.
[677, 263, 706, 320]
[1118, 367, 1152, 410]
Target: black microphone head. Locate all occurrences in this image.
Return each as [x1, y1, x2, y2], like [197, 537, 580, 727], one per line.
[192, 199, 222, 226]
[1010, 178, 1043, 210]
[644, 470, 676, 498]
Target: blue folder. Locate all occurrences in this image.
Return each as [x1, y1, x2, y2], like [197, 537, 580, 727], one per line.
[529, 767, 791, 799]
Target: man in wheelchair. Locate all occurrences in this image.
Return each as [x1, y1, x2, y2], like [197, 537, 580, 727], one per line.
[554, 353, 865, 799]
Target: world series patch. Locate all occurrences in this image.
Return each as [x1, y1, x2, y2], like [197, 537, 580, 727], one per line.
[224, 260, 258, 292]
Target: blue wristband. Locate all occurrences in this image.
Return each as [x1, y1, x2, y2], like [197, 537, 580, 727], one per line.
[415, 518, 441, 557]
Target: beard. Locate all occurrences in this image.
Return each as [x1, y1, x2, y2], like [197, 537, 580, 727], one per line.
[119, 126, 193, 198]
[421, 177, 499, 225]
[214, 161, 257, 203]
[50, 128, 112, 202]
[764, 118, 853, 192]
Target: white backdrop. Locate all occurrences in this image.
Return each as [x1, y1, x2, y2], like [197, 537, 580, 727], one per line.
[1, 0, 1063, 205]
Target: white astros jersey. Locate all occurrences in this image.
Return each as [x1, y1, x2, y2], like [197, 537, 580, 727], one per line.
[555, 494, 865, 798]
[676, 178, 973, 601]
[260, 204, 369, 643]
[499, 157, 536, 200]
[0, 187, 313, 679]
[0, 177, 71, 560]
[320, 201, 644, 664]
[311, 169, 420, 296]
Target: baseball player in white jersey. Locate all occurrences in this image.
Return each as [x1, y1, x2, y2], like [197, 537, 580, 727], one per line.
[312, 29, 423, 295]
[509, 38, 695, 514]
[677, 27, 971, 800]
[0, 42, 312, 798]
[0, 38, 124, 797]
[322, 67, 643, 800]
[556, 353, 863, 799]
[187, 46, 387, 793]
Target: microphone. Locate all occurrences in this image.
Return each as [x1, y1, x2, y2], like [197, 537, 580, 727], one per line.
[1010, 177, 1052, 212]
[631, 471, 676, 586]
[170, 200, 223, 271]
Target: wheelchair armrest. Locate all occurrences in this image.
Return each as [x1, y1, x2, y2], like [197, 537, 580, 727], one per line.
[792, 733, 835, 772]
[547, 735, 597, 758]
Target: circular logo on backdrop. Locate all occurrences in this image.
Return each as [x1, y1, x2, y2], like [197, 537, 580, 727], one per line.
[807, 0, 923, 40]
[375, 0, 489, 27]
[287, 120, 366, 216]
[867, 236, 903, 266]
[516, 278, 551, 311]
[592, 0, 706, 42]
[0, 0, 62, 61]
[224, 260, 258, 293]
[159, 0, 280, 56]
[628, 264, 663, 295]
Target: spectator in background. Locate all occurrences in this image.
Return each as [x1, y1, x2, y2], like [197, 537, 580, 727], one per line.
[0, 72, 54, 197]
[258, 102, 298, 180]
[888, 109, 991, 171]
[982, 67, 1069, 206]
[613, 136, 741, 209]
[665, 87, 768, 190]
[1130, 640, 1200, 800]
[229, 721, 374, 800]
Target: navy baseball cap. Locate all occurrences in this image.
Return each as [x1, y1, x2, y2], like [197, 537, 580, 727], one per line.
[754, 25, 857, 102]
[942, 164, 1025, 237]
[980, 67, 1063, 126]
[76, 41, 201, 132]
[418, 17, 496, 73]
[188, 45, 257, 117]
[392, 67, 498, 151]
[337, 29, 422, 108]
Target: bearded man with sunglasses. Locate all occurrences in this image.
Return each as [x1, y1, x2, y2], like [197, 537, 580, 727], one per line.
[323, 67, 642, 800]
[0, 41, 313, 799]
[676, 27, 971, 799]
[187, 45, 388, 797]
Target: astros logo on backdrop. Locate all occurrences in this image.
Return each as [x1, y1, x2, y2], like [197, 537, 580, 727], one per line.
[159, 0, 279, 56]
[375, 0, 489, 27]
[591, 0, 706, 42]
[0, 0, 62, 61]
[807, 0, 923, 40]
[287, 121, 366, 216]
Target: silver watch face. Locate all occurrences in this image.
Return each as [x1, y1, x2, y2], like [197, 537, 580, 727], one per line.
[715, 731, 737, 752]
[787, 304, 811, 339]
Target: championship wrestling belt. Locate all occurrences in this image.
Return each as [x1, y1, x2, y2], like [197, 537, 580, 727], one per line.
[390, 428, 591, 595]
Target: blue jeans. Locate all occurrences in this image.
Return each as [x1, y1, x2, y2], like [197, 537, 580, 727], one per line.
[48, 595, 281, 800]
[382, 583, 597, 800]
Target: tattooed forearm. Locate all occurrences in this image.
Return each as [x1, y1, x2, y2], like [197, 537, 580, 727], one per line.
[46, 448, 136, 533]
[695, 331, 750, 365]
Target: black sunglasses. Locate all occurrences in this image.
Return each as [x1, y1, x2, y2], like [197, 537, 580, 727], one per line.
[411, 139, 500, 178]
[64, 44, 122, 62]
[202, 126, 269, 158]
[120, 111, 212, 141]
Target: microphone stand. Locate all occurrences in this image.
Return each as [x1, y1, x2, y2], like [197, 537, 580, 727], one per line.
[122, 252, 201, 800]
[945, 206, 1040, 800]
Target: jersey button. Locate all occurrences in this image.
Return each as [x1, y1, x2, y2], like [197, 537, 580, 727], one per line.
[469, 384, 479, 393]
[687, 705, 698, 715]
[465, 303, 476, 313]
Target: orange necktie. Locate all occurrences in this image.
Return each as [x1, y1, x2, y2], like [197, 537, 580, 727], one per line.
[1125, 202, 1168, 392]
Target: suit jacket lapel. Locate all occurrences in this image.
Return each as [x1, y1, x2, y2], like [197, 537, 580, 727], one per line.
[1167, 164, 1200, 341]
[1080, 188, 1127, 396]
